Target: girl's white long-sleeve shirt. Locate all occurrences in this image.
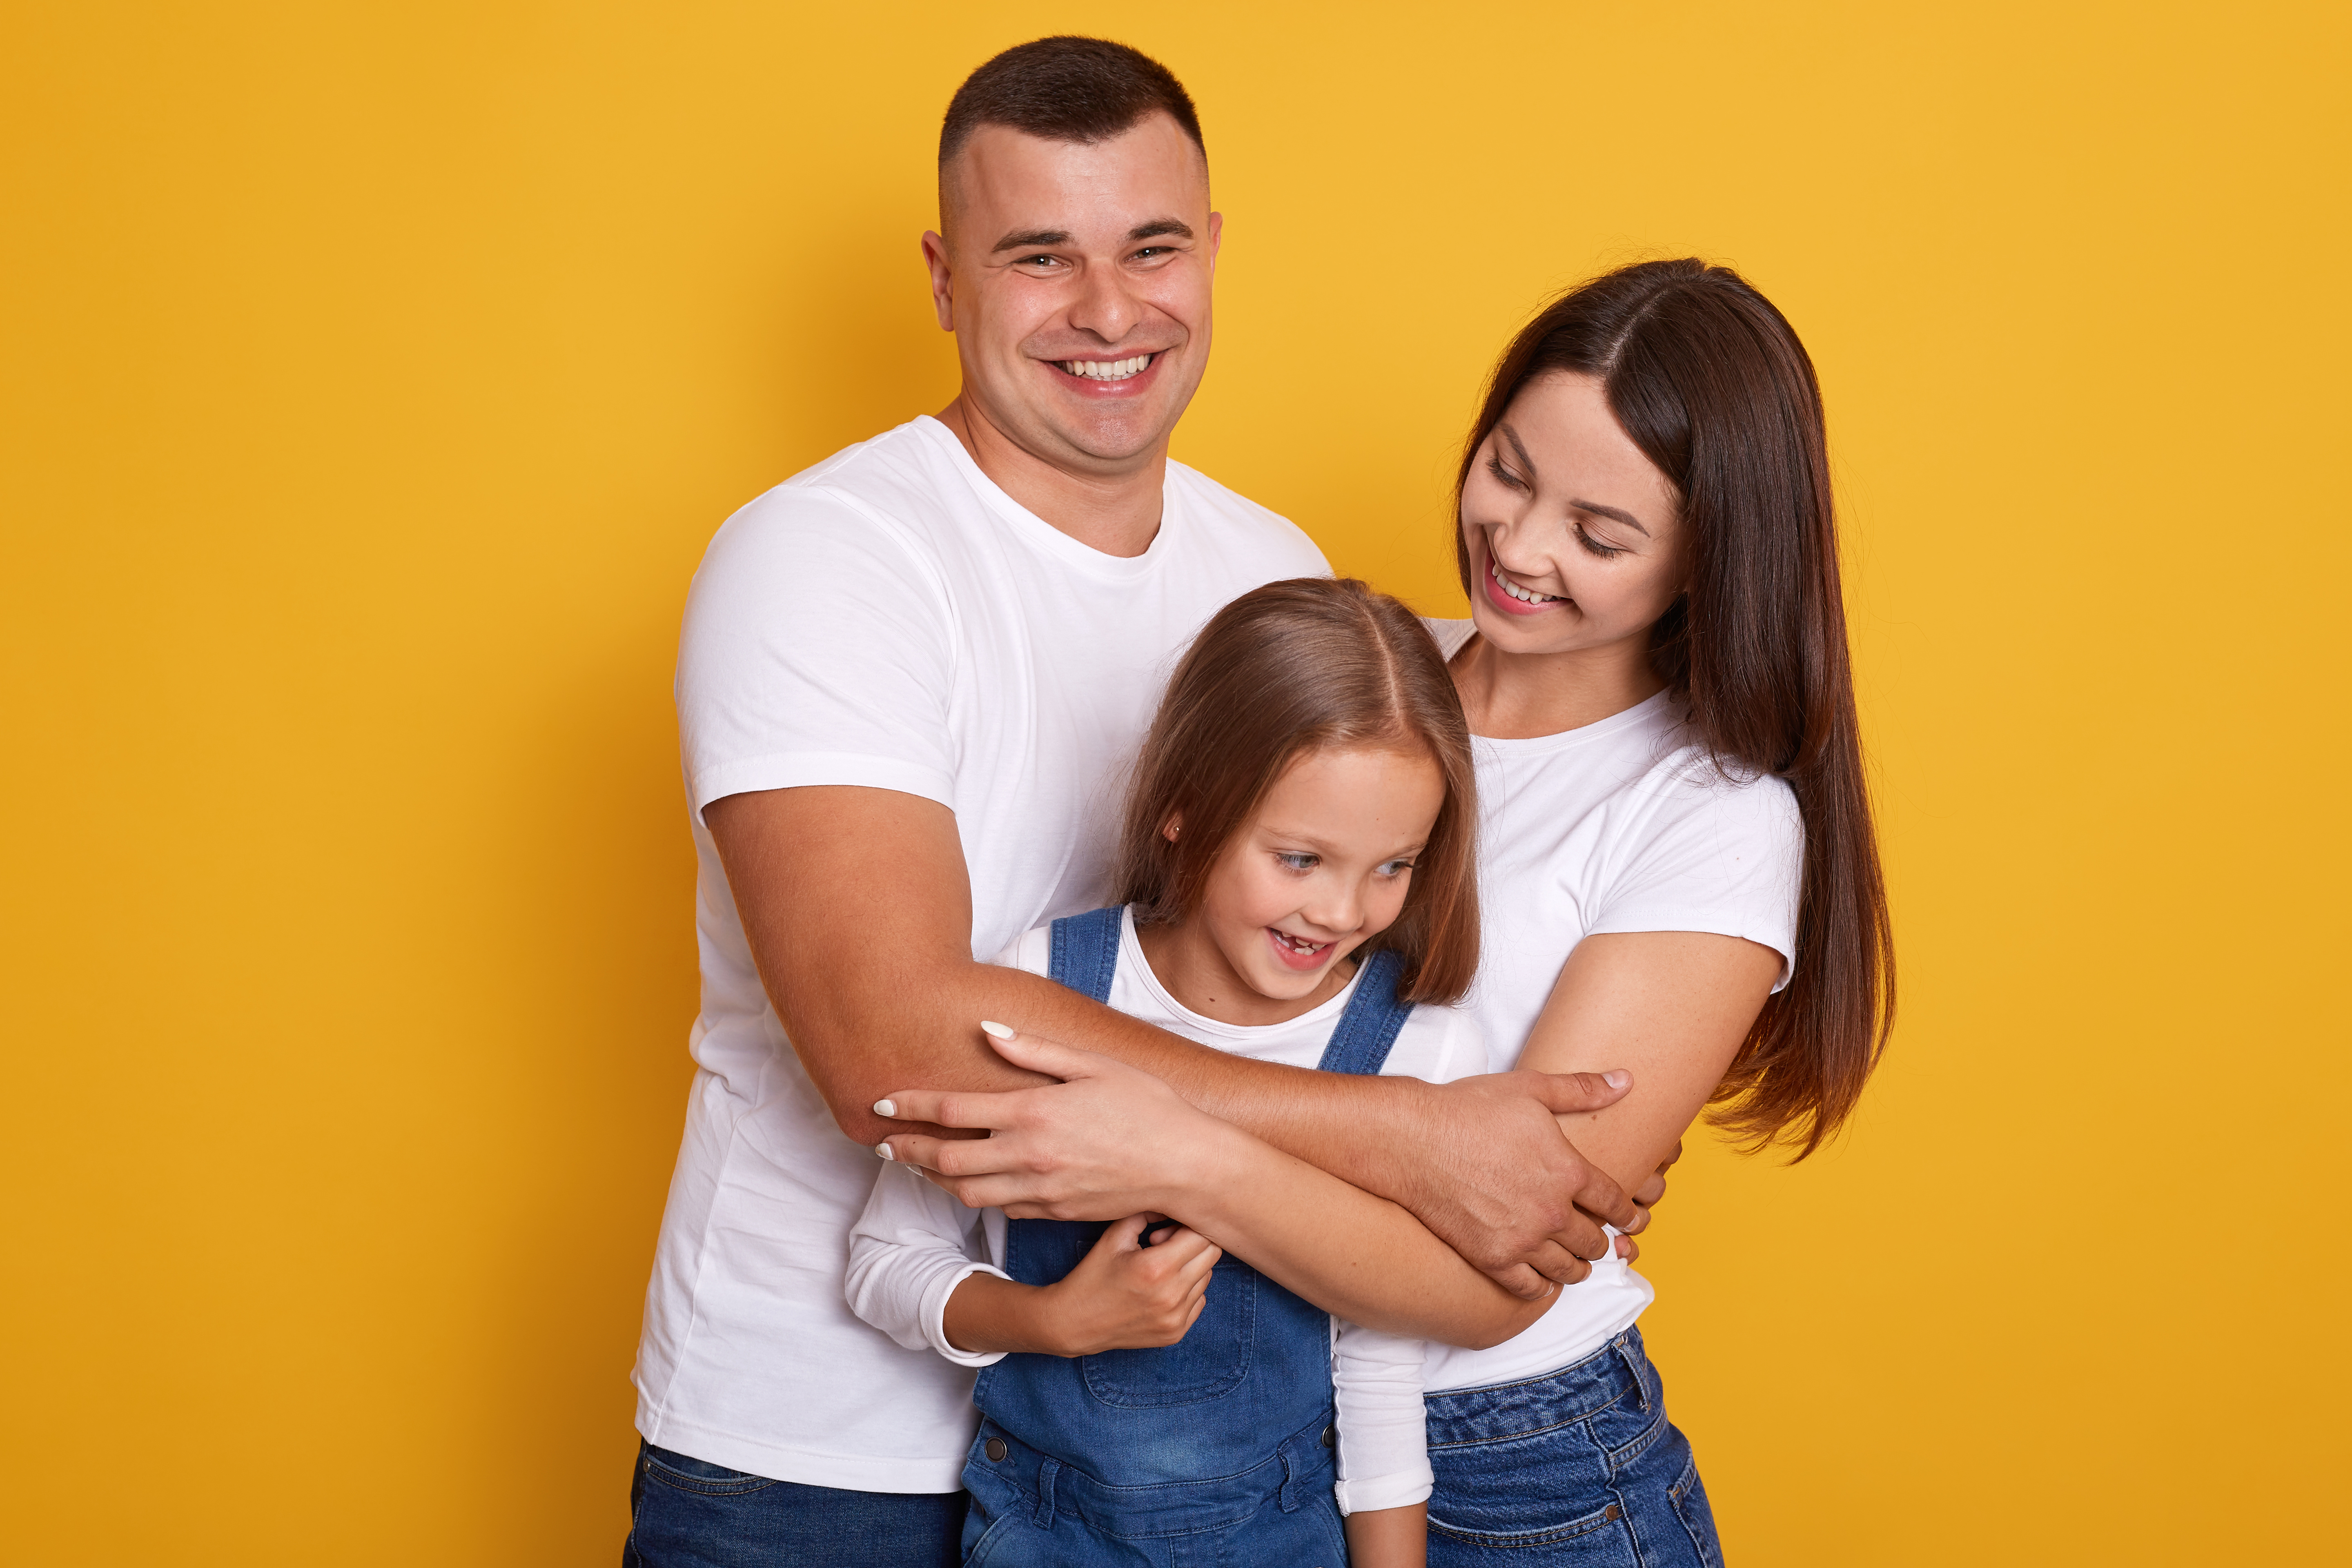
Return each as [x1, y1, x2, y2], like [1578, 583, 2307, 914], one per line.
[845, 908, 1485, 1516]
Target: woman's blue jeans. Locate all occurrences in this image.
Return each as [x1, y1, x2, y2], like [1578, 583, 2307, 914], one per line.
[1424, 1329, 1724, 1566]
[622, 1441, 965, 1567]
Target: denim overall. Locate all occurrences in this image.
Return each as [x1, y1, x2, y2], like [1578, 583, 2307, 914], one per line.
[958, 906, 1413, 1567]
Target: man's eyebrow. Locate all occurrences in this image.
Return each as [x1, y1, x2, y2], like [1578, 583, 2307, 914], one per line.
[991, 228, 1071, 254]
[1127, 218, 1193, 242]
[1498, 422, 1653, 537]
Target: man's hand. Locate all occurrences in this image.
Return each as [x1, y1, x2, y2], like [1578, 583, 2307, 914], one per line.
[1377, 1070, 1642, 1300]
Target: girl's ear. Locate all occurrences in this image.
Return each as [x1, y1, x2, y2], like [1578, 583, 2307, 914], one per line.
[1160, 812, 1183, 844]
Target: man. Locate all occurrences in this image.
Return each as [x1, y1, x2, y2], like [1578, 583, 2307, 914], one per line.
[625, 36, 1649, 1566]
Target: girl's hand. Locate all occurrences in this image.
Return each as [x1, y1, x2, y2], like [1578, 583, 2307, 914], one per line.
[1032, 1214, 1221, 1356]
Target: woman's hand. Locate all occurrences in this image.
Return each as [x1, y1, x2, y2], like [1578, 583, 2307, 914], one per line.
[874, 1024, 1251, 1221]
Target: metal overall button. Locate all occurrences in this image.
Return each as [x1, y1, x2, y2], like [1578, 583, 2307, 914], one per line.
[984, 1437, 1007, 1462]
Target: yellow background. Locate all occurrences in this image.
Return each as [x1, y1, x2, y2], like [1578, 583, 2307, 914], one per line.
[4, 2, 2345, 1562]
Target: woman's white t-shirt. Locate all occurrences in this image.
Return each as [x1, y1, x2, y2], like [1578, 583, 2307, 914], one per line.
[846, 908, 1483, 1515]
[1416, 619, 1805, 1396]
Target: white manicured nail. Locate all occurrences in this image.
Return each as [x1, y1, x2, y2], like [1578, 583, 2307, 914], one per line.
[875, 1142, 894, 1161]
[980, 1020, 1015, 1040]
[873, 1099, 896, 1118]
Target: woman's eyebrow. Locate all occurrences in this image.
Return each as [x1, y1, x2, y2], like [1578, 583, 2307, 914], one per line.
[1500, 423, 1651, 535]
[1572, 499, 1649, 536]
[1498, 423, 1539, 478]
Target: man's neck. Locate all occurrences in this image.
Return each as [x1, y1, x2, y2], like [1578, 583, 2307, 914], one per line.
[933, 394, 1167, 559]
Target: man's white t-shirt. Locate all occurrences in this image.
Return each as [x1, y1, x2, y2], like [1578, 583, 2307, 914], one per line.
[845, 908, 1483, 1516]
[1416, 618, 1805, 1396]
[635, 416, 1328, 1492]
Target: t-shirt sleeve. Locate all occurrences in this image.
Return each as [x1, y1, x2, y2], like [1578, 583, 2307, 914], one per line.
[1587, 764, 1806, 991]
[676, 485, 958, 820]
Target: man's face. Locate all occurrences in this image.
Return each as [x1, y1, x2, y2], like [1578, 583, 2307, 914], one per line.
[925, 114, 1219, 473]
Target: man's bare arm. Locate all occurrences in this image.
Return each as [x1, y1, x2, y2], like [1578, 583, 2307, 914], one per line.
[705, 784, 1640, 1292]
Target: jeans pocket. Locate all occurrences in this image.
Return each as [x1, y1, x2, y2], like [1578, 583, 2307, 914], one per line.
[1428, 1421, 1626, 1548]
[1080, 1257, 1260, 1406]
[1666, 1446, 1724, 1568]
[639, 1443, 778, 1498]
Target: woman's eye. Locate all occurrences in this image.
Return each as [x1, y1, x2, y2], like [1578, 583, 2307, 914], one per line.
[1574, 525, 1626, 559]
[1274, 853, 1318, 872]
[1486, 456, 1526, 491]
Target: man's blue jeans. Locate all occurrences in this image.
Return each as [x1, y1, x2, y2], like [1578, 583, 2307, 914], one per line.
[623, 1441, 965, 1567]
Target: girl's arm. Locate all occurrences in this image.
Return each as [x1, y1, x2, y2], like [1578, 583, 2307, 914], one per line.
[844, 1162, 1015, 1366]
[847, 1162, 1227, 1359]
[1333, 1319, 1432, 1568]
[878, 1036, 1561, 1349]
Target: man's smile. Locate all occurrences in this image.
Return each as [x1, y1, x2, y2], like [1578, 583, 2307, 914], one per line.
[1054, 353, 1157, 381]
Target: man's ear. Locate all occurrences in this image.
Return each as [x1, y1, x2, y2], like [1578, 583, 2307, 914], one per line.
[1205, 210, 1222, 276]
[920, 229, 955, 333]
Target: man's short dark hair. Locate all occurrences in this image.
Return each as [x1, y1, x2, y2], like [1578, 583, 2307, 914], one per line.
[940, 36, 1205, 166]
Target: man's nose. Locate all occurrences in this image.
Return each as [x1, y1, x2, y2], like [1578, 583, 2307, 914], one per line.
[1066, 260, 1146, 343]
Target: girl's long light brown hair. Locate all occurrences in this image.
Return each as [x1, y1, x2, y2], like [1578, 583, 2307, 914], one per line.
[1457, 259, 1895, 1156]
[1114, 577, 1481, 1005]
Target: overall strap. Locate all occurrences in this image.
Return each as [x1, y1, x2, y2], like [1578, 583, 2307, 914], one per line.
[1045, 906, 1125, 1004]
[1316, 948, 1414, 1076]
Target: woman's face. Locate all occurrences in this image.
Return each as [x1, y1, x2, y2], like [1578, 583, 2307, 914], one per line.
[1459, 371, 1686, 659]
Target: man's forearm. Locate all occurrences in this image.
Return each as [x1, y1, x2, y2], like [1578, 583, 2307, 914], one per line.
[803, 953, 1412, 1172]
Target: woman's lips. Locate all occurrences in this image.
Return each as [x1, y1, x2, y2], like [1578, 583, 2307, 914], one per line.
[1483, 556, 1563, 617]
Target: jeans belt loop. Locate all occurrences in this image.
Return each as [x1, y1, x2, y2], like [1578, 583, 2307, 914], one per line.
[1031, 1456, 1060, 1530]
[1613, 1334, 1651, 1413]
[1276, 1440, 1304, 1513]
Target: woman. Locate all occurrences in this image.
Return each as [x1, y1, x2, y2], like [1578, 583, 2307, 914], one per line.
[881, 258, 1893, 1565]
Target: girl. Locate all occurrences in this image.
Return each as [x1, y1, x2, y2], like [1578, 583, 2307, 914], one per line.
[847, 577, 1485, 1567]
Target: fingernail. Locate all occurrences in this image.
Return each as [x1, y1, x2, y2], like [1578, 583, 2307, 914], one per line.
[873, 1099, 896, 1118]
[874, 1142, 894, 1161]
[1604, 1070, 1630, 1089]
[980, 1020, 1015, 1040]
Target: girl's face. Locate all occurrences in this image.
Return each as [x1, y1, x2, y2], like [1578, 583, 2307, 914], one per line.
[1190, 745, 1446, 1009]
[1459, 371, 1686, 659]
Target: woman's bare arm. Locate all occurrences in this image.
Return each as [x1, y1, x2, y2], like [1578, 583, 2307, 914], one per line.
[1518, 931, 1786, 1192]
[877, 1033, 1561, 1349]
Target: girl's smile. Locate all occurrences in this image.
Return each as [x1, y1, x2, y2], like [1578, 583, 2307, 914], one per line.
[1136, 745, 1446, 1028]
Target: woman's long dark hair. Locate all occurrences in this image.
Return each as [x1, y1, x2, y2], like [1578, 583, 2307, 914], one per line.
[1456, 258, 1894, 1155]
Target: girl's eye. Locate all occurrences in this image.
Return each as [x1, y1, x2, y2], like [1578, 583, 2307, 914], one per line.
[1274, 852, 1318, 872]
[1377, 858, 1417, 878]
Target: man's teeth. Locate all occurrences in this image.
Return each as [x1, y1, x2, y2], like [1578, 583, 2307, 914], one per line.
[1272, 931, 1329, 955]
[1059, 354, 1153, 381]
[1492, 559, 1563, 605]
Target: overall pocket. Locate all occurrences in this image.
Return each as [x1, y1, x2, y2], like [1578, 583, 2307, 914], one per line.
[1080, 1255, 1260, 1406]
